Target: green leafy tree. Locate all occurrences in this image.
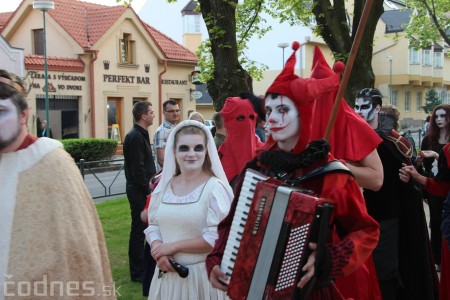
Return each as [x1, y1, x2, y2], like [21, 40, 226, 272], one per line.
[194, 0, 270, 110]
[265, 0, 385, 104]
[422, 89, 442, 114]
[404, 0, 450, 50]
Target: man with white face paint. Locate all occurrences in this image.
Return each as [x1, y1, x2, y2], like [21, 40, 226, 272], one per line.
[354, 88, 382, 126]
[0, 69, 115, 299]
[207, 42, 379, 299]
[352, 88, 439, 300]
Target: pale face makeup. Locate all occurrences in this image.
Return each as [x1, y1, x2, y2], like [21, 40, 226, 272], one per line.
[434, 109, 448, 129]
[264, 95, 300, 148]
[174, 133, 207, 173]
[354, 97, 377, 123]
[0, 98, 21, 151]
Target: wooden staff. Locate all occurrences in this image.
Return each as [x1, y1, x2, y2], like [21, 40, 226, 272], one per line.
[324, 0, 374, 140]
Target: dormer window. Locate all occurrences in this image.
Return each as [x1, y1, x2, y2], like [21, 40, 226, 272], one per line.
[119, 33, 135, 64]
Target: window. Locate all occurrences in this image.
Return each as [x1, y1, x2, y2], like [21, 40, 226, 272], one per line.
[440, 91, 449, 104]
[434, 52, 443, 68]
[33, 29, 44, 55]
[183, 15, 201, 34]
[119, 33, 135, 64]
[391, 91, 398, 107]
[422, 49, 431, 66]
[409, 48, 419, 64]
[404, 91, 410, 112]
[416, 92, 422, 112]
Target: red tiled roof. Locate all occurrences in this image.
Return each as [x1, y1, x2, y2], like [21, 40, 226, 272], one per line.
[144, 23, 198, 63]
[2, 0, 197, 64]
[49, 0, 197, 63]
[25, 55, 85, 72]
[48, 0, 126, 48]
[0, 12, 13, 29]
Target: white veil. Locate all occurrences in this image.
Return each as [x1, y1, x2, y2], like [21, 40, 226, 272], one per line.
[152, 120, 232, 196]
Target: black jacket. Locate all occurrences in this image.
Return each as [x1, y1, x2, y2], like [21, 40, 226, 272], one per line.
[124, 124, 156, 195]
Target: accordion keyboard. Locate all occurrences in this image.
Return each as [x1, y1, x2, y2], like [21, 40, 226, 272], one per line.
[221, 169, 268, 280]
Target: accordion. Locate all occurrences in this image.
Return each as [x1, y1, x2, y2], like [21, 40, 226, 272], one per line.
[220, 169, 332, 300]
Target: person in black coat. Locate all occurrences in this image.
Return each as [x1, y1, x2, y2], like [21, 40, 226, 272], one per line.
[123, 101, 157, 283]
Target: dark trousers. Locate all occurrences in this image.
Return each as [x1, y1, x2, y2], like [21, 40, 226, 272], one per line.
[428, 194, 444, 265]
[372, 218, 400, 300]
[142, 241, 156, 296]
[126, 185, 147, 281]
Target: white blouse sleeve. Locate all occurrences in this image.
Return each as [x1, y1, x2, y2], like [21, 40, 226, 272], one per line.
[203, 180, 233, 247]
[144, 191, 163, 245]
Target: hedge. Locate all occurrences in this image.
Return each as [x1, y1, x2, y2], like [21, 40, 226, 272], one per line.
[61, 138, 118, 162]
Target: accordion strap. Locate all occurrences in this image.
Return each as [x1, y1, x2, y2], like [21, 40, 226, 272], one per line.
[289, 160, 352, 186]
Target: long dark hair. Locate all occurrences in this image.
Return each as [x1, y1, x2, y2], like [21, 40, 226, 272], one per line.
[426, 104, 450, 148]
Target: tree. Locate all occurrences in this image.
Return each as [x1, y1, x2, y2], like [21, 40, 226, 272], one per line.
[404, 0, 450, 49]
[422, 88, 442, 114]
[265, 0, 385, 104]
[195, 0, 269, 110]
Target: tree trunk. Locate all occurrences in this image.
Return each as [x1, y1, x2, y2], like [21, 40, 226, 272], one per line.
[313, 0, 384, 106]
[198, 0, 252, 111]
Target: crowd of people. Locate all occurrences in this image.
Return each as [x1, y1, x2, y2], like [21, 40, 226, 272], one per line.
[1, 39, 450, 300]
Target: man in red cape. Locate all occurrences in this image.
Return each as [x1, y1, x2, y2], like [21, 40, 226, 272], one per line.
[307, 47, 383, 300]
[206, 42, 379, 299]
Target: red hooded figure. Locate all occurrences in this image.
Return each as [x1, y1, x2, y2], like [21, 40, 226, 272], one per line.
[219, 96, 264, 184]
[206, 41, 379, 300]
[308, 45, 382, 160]
[260, 42, 341, 156]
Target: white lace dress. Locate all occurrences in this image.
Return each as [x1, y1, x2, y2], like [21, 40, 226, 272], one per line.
[145, 177, 232, 300]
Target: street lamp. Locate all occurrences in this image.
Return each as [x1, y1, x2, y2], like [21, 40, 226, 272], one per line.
[277, 42, 289, 68]
[386, 55, 395, 104]
[33, 0, 55, 137]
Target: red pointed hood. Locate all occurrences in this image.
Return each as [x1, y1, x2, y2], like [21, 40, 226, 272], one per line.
[309, 46, 382, 160]
[264, 42, 340, 154]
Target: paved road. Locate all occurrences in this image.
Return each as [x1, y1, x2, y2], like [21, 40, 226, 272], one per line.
[83, 168, 126, 203]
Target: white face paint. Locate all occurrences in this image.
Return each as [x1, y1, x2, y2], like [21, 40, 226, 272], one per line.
[264, 95, 300, 147]
[174, 133, 207, 173]
[354, 97, 377, 123]
[434, 109, 448, 129]
[0, 98, 20, 151]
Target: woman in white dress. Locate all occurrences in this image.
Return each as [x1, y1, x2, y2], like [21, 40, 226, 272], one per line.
[145, 120, 233, 300]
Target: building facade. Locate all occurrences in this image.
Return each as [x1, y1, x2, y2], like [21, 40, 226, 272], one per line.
[0, 0, 199, 141]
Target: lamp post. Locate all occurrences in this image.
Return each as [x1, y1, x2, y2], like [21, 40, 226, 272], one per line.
[33, 0, 55, 137]
[386, 55, 395, 104]
[277, 42, 289, 68]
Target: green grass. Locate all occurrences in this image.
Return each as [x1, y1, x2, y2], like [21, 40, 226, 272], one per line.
[96, 197, 146, 299]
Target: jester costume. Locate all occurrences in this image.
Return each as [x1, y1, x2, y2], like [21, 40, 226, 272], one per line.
[206, 42, 379, 299]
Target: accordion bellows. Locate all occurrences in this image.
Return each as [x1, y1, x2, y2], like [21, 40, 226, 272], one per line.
[221, 169, 322, 299]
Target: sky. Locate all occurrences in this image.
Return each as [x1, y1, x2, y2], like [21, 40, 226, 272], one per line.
[1, 0, 311, 70]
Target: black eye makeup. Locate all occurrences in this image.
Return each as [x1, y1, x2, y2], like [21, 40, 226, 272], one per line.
[177, 144, 205, 152]
[178, 145, 189, 152]
[194, 144, 205, 152]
